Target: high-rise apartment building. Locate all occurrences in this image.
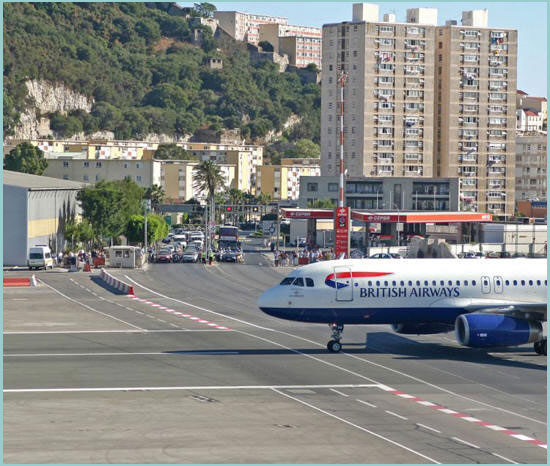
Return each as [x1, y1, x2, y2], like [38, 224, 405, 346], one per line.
[321, 4, 518, 216]
[321, 4, 437, 193]
[436, 11, 518, 216]
[515, 134, 547, 202]
[214, 11, 288, 44]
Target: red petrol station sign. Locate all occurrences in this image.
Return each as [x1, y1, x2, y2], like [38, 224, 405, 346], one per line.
[334, 207, 350, 258]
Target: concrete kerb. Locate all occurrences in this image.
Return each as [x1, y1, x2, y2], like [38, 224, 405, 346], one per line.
[99, 269, 134, 295]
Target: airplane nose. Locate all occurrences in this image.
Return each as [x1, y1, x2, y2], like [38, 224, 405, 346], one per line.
[258, 286, 277, 311]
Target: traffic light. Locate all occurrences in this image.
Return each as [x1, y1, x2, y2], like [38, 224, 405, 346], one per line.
[226, 206, 233, 212]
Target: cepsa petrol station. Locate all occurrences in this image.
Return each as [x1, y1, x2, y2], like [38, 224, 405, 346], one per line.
[281, 207, 493, 257]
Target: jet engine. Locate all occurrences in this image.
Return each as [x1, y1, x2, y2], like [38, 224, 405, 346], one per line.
[391, 323, 454, 335]
[455, 313, 543, 348]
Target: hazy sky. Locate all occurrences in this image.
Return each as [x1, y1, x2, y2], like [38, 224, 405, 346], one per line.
[191, 1, 547, 97]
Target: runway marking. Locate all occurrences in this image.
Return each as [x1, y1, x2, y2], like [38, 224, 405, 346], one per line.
[120, 274, 548, 447]
[491, 452, 519, 464]
[416, 423, 441, 434]
[37, 279, 144, 331]
[3, 329, 227, 335]
[330, 388, 349, 397]
[4, 383, 383, 393]
[451, 437, 480, 449]
[271, 388, 440, 464]
[356, 399, 377, 408]
[385, 410, 408, 421]
[5, 351, 241, 357]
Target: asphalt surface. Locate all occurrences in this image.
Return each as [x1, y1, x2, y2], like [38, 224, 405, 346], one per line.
[3, 238, 547, 464]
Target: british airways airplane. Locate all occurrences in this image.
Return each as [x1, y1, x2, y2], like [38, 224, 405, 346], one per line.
[258, 258, 547, 354]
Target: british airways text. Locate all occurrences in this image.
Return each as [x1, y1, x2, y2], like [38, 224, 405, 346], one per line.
[359, 287, 460, 298]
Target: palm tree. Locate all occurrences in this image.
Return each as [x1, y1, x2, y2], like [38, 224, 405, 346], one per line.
[144, 184, 166, 213]
[193, 161, 225, 204]
[193, 161, 225, 244]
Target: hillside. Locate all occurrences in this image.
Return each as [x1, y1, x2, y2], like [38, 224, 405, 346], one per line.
[3, 2, 321, 145]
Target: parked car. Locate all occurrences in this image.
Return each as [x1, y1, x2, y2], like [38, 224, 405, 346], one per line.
[28, 245, 54, 270]
[181, 248, 199, 263]
[369, 253, 401, 259]
[155, 249, 173, 263]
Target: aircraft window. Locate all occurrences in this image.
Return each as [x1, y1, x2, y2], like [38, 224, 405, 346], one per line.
[400, 281, 405, 286]
[376, 281, 380, 286]
[424, 280, 429, 286]
[456, 280, 461, 286]
[432, 280, 437, 286]
[545, 280, 547, 286]
[384, 281, 388, 286]
[280, 277, 294, 285]
[496, 280, 501, 287]
[448, 280, 452, 286]
[521, 280, 525, 286]
[408, 281, 413, 286]
[392, 281, 397, 286]
[416, 280, 420, 286]
[440, 280, 444, 286]
[293, 278, 304, 287]
[505, 280, 509, 286]
[536, 280, 541, 286]
[368, 281, 372, 286]
[472, 280, 476, 286]
[528, 280, 533, 286]
[513, 280, 517, 286]
[305, 278, 315, 287]
[483, 279, 488, 286]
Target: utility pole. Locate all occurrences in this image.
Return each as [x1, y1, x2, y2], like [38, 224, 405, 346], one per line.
[143, 199, 150, 262]
[275, 201, 281, 264]
[338, 70, 347, 208]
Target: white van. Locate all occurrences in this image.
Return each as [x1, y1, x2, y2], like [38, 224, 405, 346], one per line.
[28, 245, 54, 270]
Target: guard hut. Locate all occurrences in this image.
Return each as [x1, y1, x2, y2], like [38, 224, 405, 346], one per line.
[108, 246, 144, 268]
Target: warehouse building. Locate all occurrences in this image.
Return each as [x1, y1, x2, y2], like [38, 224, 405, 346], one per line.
[3, 171, 86, 266]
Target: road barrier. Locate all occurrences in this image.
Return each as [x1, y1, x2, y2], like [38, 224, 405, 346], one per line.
[3, 277, 31, 287]
[99, 269, 134, 295]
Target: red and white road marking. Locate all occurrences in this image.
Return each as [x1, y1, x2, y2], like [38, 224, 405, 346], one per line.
[378, 385, 547, 449]
[128, 295, 231, 331]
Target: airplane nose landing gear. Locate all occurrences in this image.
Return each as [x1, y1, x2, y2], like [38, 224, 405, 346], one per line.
[534, 338, 547, 356]
[327, 323, 344, 352]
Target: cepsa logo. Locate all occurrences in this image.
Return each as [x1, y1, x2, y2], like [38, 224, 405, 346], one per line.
[325, 271, 393, 289]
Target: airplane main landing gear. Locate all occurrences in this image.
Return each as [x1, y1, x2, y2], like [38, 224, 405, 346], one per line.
[534, 338, 547, 356]
[327, 323, 344, 353]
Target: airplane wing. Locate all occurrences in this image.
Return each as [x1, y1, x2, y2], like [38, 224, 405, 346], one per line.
[432, 298, 547, 321]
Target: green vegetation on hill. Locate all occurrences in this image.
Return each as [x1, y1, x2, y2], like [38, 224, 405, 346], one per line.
[3, 2, 320, 145]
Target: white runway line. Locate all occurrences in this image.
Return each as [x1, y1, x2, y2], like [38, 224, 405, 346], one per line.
[356, 399, 377, 408]
[272, 388, 440, 464]
[416, 423, 441, 434]
[330, 388, 349, 397]
[451, 437, 480, 449]
[4, 383, 383, 393]
[385, 410, 408, 421]
[491, 452, 519, 464]
[37, 279, 145, 331]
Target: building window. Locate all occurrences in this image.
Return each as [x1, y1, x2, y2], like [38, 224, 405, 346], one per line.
[63, 161, 69, 168]
[83, 161, 89, 168]
[96, 161, 102, 168]
[136, 176, 142, 182]
[83, 175, 89, 181]
[307, 183, 318, 192]
[328, 183, 338, 192]
[63, 175, 69, 180]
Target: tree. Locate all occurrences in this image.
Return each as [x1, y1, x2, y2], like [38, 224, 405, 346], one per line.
[193, 160, 225, 204]
[4, 142, 48, 175]
[308, 199, 336, 209]
[288, 138, 320, 158]
[65, 219, 95, 249]
[77, 179, 144, 241]
[256, 192, 272, 206]
[153, 144, 197, 161]
[193, 2, 216, 18]
[125, 214, 169, 244]
[144, 184, 166, 212]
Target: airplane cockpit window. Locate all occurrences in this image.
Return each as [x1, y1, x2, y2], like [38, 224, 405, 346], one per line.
[293, 277, 304, 287]
[305, 278, 314, 287]
[280, 277, 295, 285]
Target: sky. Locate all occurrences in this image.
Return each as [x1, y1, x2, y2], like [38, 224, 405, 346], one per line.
[185, 1, 548, 97]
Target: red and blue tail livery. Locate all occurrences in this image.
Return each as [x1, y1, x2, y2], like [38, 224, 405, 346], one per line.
[324, 270, 393, 289]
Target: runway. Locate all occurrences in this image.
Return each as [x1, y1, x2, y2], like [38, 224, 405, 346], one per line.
[3, 246, 547, 463]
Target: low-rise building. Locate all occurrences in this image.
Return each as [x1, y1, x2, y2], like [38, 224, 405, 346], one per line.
[214, 10, 287, 44]
[515, 133, 547, 203]
[298, 176, 459, 211]
[256, 158, 321, 200]
[3, 171, 85, 266]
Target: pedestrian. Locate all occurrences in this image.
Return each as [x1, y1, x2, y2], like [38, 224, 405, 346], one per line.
[201, 250, 206, 264]
[274, 249, 279, 267]
[208, 249, 214, 265]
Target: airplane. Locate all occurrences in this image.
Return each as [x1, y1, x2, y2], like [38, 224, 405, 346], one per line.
[257, 258, 547, 355]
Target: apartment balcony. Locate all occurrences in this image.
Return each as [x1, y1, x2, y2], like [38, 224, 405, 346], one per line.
[404, 154, 422, 162]
[459, 119, 479, 127]
[404, 41, 426, 49]
[489, 69, 508, 77]
[487, 131, 507, 139]
[459, 154, 477, 163]
[487, 144, 506, 151]
[376, 157, 394, 165]
[488, 170, 506, 176]
[489, 95, 507, 101]
[489, 84, 507, 91]
[460, 179, 477, 187]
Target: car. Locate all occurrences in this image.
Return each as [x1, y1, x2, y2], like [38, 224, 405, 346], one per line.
[369, 252, 399, 259]
[189, 240, 203, 250]
[28, 245, 54, 270]
[219, 248, 240, 262]
[181, 248, 199, 263]
[155, 249, 173, 263]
